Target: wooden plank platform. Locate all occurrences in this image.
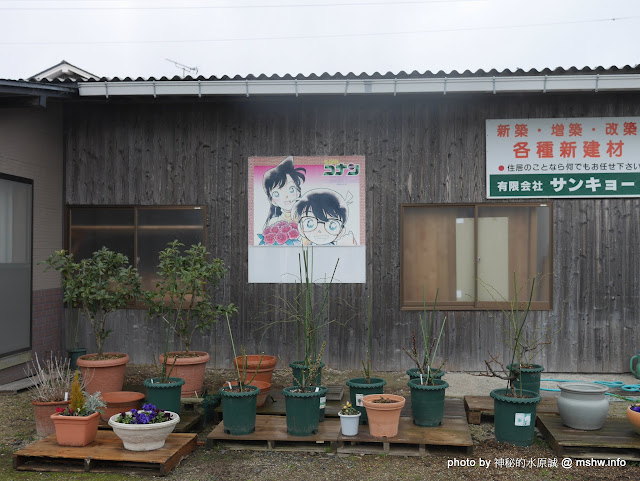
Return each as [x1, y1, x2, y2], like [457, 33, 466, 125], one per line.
[464, 396, 559, 424]
[13, 430, 197, 476]
[207, 399, 473, 456]
[206, 415, 339, 453]
[537, 414, 640, 461]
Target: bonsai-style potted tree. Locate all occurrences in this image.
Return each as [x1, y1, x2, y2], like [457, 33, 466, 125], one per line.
[481, 274, 544, 446]
[218, 313, 261, 435]
[402, 288, 449, 427]
[26, 353, 74, 436]
[346, 296, 387, 424]
[145, 240, 236, 397]
[50, 371, 106, 446]
[42, 247, 142, 394]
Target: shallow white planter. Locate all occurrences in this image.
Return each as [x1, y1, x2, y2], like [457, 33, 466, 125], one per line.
[557, 382, 609, 430]
[108, 411, 180, 451]
[338, 412, 361, 436]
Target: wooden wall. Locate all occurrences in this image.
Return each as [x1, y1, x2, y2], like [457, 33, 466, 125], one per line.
[64, 91, 640, 373]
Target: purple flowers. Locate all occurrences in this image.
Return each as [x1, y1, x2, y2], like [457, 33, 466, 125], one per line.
[113, 403, 173, 424]
[631, 405, 640, 413]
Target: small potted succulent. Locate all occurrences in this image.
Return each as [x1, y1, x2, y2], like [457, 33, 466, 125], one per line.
[108, 403, 180, 451]
[338, 401, 361, 436]
[145, 240, 237, 397]
[26, 353, 74, 436]
[42, 248, 142, 394]
[50, 371, 106, 446]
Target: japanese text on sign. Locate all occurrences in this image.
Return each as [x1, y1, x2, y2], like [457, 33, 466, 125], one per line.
[486, 117, 640, 198]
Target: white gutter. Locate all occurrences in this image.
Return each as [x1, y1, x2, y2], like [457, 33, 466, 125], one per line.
[78, 74, 640, 98]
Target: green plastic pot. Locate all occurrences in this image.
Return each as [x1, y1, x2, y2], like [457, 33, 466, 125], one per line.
[406, 368, 445, 381]
[408, 378, 449, 427]
[507, 364, 544, 395]
[219, 384, 259, 435]
[290, 361, 325, 388]
[68, 348, 87, 370]
[490, 388, 541, 446]
[345, 377, 387, 424]
[143, 377, 185, 414]
[283, 386, 328, 436]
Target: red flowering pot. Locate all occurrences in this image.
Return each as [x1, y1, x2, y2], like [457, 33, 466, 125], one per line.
[50, 412, 100, 446]
[158, 351, 210, 397]
[32, 400, 70, 437]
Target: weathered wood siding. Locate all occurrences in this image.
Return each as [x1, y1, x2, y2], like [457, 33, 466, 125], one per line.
[64, 92, 640, 373]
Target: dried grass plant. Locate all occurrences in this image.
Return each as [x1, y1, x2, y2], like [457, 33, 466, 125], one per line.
[25, 353, 75, 403]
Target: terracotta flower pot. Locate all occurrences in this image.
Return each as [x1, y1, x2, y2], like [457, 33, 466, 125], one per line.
[32, 400, 70, 437]
[159, 351, 210, 397]
[362, 394, 406, 438]
[227, 380, 271, 408]
[50, 412, 100, 446]
[76, 352, 130, 395]
[100, 391, 146, 422]
[233, 355, 277, 384]
[627, 406, 640, 435]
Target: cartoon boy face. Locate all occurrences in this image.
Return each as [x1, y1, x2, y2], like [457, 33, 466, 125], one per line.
[269, 174, 300, 212]
[299, 211, 344, 245]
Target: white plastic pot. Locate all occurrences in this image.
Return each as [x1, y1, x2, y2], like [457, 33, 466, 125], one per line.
[338, 412, 361, 436]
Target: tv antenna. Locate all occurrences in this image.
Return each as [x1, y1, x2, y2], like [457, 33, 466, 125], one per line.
[166, 58, 199, 77]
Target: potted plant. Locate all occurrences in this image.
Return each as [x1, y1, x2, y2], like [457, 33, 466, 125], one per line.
[346, 297, 387, 425]
[26, 353, 74, 436]
[42, 247, 142, 394]
[481, 274, 543, 446]
[218, 313, 260, 435]
[108, 403, 180, 451]
[627, 403, 640, 435]
[362, 394, 406, 438]
[145, 240, 236, 397]
[67, 309, 86, 370]
[50, 371, 106, 446]
[143, 338, 185, 414]
[338, 401, 361, 436]
[403, 288, 449, 427]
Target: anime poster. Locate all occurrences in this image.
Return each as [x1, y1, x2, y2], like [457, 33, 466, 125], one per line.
[248, 156, 366, 283]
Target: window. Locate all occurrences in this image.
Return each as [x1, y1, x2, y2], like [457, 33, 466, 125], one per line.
[67, 206, 206, 292]
[401, 203, 552, 310]
[0, 174, 32, 356]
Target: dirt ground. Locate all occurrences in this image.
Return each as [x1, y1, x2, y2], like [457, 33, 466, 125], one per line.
[1, 365, 638, 481]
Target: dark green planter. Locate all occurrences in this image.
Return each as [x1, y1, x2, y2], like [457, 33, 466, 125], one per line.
[345, 377, 387, 424]
[290, 361, 325, 388]
[219, 385, 259, 435]
[408, 378, 449, 427]
[490, 388, 541, 446]
[406, 367, 445, 381]
[283, 386, 328, 436]
[68, 348, 87, 370]
[143, 377, 185, 414]
[507, 364, 544, 395]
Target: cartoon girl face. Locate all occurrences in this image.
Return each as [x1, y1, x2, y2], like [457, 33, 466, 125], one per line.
[269, 174, 300, 212]
[299, 210, 344, 245]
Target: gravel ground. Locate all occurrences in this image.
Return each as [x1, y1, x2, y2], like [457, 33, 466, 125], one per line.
[0, 366, 638, 480]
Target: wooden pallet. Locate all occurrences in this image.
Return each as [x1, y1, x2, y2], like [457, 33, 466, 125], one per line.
[13, 430, 197, 476]
[464, 396, 559, 424]
[206, 415, 339, 453]
[207, 399, 473, 456]
[337, 399, 472, 456]
[537, 414, 640, 461]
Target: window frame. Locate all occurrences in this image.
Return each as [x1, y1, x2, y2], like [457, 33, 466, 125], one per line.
[400, 202, 553, 311]
[0, 172, 33, 357]
[66, 205, 207, 308]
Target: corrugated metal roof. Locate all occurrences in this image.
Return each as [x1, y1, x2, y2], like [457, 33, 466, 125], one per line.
[19, 65, 640, 84]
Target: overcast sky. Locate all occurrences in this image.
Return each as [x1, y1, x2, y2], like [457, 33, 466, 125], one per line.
[1, 0, 639, 80]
